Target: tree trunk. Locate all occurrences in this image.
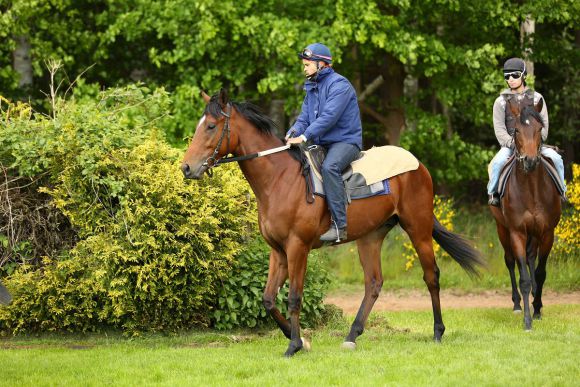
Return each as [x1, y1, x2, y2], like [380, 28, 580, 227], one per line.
[380, 55, 406, 145]
[520, 14, 535, 77]
[403, 73, 418, 132]
[13, 35, 33, 88]
[268, 99, 285, 138]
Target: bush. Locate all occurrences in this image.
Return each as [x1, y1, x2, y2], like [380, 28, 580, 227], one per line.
[554, 164, 580, 259]
[213, 238, 331, 330]
[0, 86, 258, 334]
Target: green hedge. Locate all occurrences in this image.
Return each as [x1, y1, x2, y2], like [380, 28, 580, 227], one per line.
[0, 86, 255, 333]
[214, 238, 330, 330]
[0, 85, 331, 334]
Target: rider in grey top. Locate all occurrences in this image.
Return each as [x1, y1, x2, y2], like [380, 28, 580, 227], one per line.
[487, 57, 566, 207]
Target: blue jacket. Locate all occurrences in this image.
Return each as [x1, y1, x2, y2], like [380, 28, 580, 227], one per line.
[288, 68, 363, 149]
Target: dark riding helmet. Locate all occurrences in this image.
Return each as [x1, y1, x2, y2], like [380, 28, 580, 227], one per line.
[298, 43, 333, 64]
[503, 57, 527, 75]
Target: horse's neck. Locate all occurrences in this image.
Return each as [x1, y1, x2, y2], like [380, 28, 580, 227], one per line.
[236, 132, 301, 203]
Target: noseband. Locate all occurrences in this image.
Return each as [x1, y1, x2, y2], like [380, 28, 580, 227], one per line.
[202, 104, 232, 176]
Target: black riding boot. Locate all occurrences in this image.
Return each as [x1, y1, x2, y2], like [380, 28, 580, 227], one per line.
[488, 193, 500, 207]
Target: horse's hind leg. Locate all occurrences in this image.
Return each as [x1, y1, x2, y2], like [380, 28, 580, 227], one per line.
[343, 228, 389, 349]
[263, 248, 291, 339]
[533, 231, 554, 320]
[401, 218, 445, 342]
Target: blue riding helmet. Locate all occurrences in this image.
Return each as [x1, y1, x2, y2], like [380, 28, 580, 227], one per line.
[298, 43, 333, 64]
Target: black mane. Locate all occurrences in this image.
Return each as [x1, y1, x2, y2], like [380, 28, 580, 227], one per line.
[204, 94, 278, 136]
[520, 105, 544, 127]
[205, 93, 301, 162]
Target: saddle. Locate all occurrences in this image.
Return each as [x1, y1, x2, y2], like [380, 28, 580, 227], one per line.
[497, 155, 566, 199]
[302, 145, 420, 202]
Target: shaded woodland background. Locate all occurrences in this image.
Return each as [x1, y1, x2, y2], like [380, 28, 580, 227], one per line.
[1, 0, 579, 193]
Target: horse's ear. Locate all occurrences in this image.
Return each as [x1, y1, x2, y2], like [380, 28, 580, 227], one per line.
[535, 98, 544, 113]
[218, 88, 229, 107]
[201, 91, 211, 104]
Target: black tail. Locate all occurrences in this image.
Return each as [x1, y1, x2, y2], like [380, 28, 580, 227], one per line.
[0, 281, 12, 305]
[432, 216, 486, 277]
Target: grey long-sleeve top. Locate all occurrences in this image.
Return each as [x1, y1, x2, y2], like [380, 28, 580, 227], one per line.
[492, 88, 549, 148]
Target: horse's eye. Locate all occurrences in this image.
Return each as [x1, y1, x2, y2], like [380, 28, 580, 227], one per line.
[207, 123, 216, 130]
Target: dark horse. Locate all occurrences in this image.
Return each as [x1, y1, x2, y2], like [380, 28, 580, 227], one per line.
[182, 90, 484, 356]
[0, 282, 11, 305]
[490, 98, 561, 331]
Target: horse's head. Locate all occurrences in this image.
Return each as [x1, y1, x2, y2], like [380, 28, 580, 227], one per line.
[508, 98, 544, 173]
[181, 89, 239, 179]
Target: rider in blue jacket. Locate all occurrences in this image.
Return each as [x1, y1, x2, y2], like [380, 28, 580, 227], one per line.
[286, 43, 363, 242]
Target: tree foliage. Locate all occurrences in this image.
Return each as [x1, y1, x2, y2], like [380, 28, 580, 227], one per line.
[0, 1, 578, 184]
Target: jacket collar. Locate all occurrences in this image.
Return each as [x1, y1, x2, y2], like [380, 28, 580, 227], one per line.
[500, 86, 532, 96]
[305, 67, 334, 90]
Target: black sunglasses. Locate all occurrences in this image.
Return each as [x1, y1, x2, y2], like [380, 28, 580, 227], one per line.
[504, 71, 523, 81]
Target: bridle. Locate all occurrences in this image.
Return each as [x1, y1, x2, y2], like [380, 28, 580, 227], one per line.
[512, 112, 542, 164]
[200, 103, 290, 176]
[202, 104, 232, 176]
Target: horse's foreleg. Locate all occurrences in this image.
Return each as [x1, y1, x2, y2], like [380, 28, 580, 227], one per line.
[343, 230, 387, 349]
[527, 237, 539, 298]
[504, 254, 521, 312]
[283, 241, 309, 357]
[496, 223, 521, 312]
[263, 249, 291, 339]
[511, 232, 532, 331]
[533, 231, 554, 320]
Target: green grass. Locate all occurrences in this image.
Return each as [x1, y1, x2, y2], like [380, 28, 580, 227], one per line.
[324, 206, 580, 292]
[1, 305, 579, 386]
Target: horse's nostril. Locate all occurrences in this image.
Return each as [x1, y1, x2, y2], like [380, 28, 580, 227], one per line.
[181, 163, 190, 176]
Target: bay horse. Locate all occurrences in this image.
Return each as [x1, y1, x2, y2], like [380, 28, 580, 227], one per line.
[181, 89, 484, 356]
[489, 98, 561, 331]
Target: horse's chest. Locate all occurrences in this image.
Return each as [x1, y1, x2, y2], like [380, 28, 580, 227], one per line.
[505, 208, 549, 236]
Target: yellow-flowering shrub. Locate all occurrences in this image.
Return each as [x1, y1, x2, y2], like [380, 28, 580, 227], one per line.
[0, 86, 331, 334]
[0, 85, 257, 333]
[554, 164, 580, 259]
[403, 195, 455, 270]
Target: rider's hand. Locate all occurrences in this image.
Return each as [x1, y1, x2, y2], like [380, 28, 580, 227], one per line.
[286, 136, 305, 146]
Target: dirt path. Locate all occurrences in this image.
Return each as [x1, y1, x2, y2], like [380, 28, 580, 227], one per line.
[325, 289, 580, 315]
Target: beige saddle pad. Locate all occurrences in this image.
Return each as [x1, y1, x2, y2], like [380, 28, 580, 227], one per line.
[351, 146, 419, 185]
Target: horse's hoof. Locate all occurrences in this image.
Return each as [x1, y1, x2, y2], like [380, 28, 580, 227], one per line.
[513, 309, 522, 314]
[525, 329, 532, 333]
[301, 337, 311, 352]
[341, 341, 356, 350]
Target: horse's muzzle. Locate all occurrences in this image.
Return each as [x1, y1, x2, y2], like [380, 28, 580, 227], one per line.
[181, 162, 204, 179]
[523, 156, 540, 172]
